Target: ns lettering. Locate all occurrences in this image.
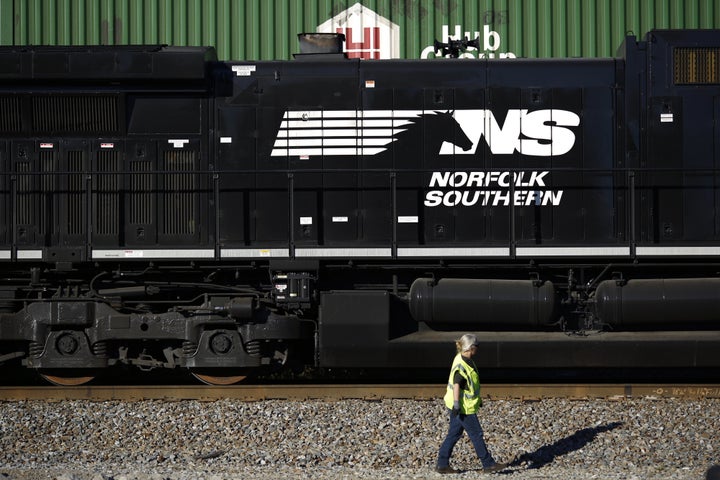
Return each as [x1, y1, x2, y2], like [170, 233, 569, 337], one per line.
[441, 109, 581, 157]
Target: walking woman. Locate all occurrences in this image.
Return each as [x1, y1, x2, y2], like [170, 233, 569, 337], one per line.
[436, 334, 505, 474]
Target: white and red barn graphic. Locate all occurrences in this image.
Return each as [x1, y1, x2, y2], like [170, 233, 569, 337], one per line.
[317, 2, 400, 59]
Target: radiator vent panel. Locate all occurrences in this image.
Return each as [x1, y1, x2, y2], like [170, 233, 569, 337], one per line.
[674, 47, 720, 84]
[162, 151, 197, 236]
[32, 95, 119, 133]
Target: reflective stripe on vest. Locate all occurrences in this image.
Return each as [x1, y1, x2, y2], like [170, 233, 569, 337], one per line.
[443, 353, 481, 414]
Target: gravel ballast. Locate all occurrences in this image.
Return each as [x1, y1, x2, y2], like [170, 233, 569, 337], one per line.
[0, 396, 717, 479]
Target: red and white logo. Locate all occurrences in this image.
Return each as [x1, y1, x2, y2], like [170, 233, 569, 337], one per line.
[317, 2, 400, 59]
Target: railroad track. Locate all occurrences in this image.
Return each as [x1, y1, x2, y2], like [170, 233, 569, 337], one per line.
[1, 383, 719, 401]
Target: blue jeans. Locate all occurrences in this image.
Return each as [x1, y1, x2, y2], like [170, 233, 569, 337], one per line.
[437, 410, 496, 469]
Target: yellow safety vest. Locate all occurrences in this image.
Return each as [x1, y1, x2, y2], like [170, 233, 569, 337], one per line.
[443, 353, 481, 414]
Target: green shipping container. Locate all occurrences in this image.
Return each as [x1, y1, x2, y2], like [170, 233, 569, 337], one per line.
[1, 0, 719, 60]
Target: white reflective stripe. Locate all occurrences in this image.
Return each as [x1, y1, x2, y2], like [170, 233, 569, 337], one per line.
[93, 249, 214, 259]
[282, 119, 353, 129]
[272, 109, 431, 157]
[271, 147, 386, 156]
[316, 110, 353, 118]
[283, 110, 324, 119]
[17, 250, 43, 259]
[278, 129, 404, 138]
[397, 247, 510, 257]
[362, 110, 423, 117]
[295, 248, 391, 257]
[273, 137, 394, 147]
[362, 119, 414, 127]
[0, 251, 11, 260]
[220, 249, 290, 258]
[516, 246, 630, 257]
[281, 119, 413, 129]
[281, 110, 423, 119]
[451, 363, 479, 399]
[446, 386, 478, 399]
[636, 246, 720, 256]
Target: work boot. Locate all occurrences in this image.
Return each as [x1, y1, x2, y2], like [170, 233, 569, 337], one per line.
[435, 465, 459, 474]
[483, 462, 507, 473]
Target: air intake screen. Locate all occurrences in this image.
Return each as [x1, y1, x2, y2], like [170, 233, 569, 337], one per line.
[0, 97, 21, 132]
[162, 151, 197, 236]
[67, 151, 86, 236]
[95, 151, 122, 236]
[130, 161, 153, 225]
[674, 47, 720, 84]
[15, 161, 34, 227]
[32, 95, 118, 133]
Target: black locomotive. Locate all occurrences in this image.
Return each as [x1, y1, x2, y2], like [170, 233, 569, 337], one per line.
[0, 30, 718, 385]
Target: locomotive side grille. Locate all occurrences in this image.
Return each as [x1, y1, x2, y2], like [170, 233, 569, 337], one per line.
[0, 96, 22, 132]
[31, 95, 118, 133]
[130, 160, 152, 225]
[15, 162, 33, 226]
[95, 151, 121, 236]
[674, 47, 720, 84]
[67, 151, 85, 236]
[40, 150, 55, 238]
[162, 150, 196, 236]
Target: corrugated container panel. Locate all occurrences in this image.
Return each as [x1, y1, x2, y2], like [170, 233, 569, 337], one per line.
[1, 0, 719, 60]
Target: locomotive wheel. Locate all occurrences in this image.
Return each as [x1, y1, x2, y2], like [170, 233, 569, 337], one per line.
[39, 370, 96, 386]
[190, 369, 248, 386]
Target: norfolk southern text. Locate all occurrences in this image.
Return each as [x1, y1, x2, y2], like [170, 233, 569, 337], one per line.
[424, 171, 563, 207]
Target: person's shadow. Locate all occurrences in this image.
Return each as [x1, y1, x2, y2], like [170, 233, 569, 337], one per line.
[508, 421, 624, 470]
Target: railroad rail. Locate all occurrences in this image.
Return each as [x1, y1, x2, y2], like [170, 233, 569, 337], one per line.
[1, 384, 719, 402]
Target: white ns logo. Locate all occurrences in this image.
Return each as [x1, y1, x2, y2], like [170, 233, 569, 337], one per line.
[440, 109, 581, 157]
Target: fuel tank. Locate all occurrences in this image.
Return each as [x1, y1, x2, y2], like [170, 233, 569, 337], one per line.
[595, 278, 720, 326]
[408, 278, 555, 327]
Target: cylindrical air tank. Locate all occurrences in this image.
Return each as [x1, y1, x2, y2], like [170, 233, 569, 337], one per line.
[408, 277, 555, 327]
[595, 278, 720, 326]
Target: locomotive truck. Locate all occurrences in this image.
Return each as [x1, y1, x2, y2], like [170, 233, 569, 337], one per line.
[0, 29, 718, 385]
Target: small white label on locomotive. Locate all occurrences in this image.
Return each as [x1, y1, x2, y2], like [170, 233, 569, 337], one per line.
[232, 65, 256, 76]
[168, 139, 189, 148]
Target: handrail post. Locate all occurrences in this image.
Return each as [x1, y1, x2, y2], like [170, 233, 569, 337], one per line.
[509, 169, 516, 258]
[288, 172, 295, 258]
[629, 170, 636, 257]
[391, 172, 397, 258]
